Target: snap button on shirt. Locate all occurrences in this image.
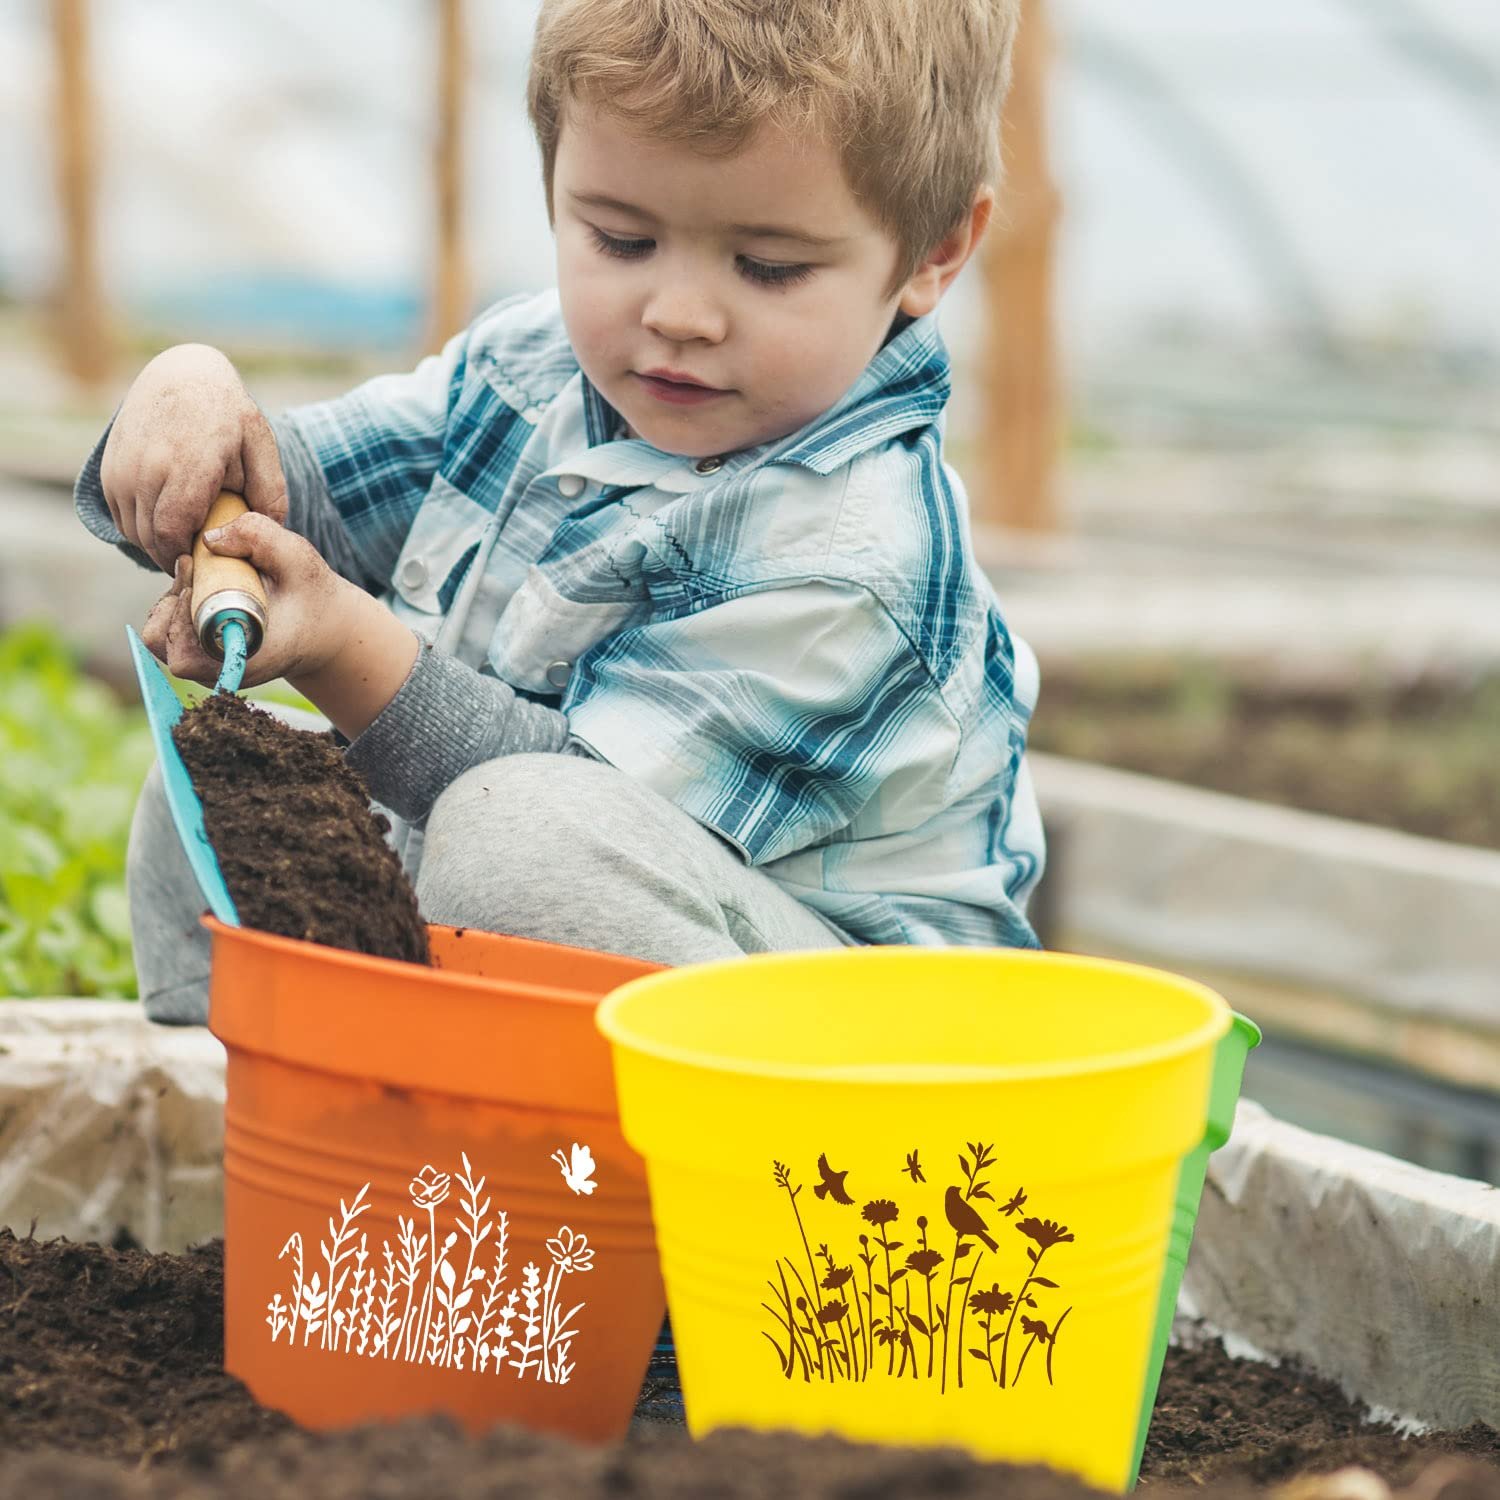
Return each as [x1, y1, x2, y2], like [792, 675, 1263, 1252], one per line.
[556, 474, 586, 498]
[694, 456, 724, 475]
[399, 557, 428, 589]
[545, 660, 572, 689]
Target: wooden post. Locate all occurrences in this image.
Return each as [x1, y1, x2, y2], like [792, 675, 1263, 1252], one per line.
[50, 0, 111, 385]
[981, 0, 1062, 532]
[430, 0, 469, 350]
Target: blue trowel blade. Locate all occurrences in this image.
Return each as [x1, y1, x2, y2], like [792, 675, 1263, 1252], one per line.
[126, 625, 240, 927]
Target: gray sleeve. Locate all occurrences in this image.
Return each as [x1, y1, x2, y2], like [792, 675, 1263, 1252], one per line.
[74, 417, 157, 573]
[343, 644, 571, 823]
[72, 411, 385, 593]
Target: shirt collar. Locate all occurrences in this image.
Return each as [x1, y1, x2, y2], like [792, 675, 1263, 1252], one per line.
[546, 310, 950, 489]
[762, 310, 951, 475]
[581, 372, 621, 448]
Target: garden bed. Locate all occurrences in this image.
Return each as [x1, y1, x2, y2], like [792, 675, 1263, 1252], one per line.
[1028, 657, 1500, 850]
[2, 1228, 1498, 1499]
[1024, 661, 1500, 1090]
[5, 648, 1498, 1493]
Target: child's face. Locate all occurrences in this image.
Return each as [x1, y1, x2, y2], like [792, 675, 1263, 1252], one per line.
[552, 106, 915, 459]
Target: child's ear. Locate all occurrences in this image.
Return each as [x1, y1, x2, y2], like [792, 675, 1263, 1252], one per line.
[898, 187, 995, 319]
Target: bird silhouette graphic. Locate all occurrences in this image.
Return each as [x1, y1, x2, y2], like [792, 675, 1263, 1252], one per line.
[944, 1184, 999, 1250]
[813, 1153, 854, 1204]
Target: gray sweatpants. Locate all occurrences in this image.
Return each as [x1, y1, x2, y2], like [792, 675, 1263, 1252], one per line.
[128, 705, 850, 1025]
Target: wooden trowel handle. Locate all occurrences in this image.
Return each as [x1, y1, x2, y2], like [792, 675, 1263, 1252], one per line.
[191, 491, 269, 658]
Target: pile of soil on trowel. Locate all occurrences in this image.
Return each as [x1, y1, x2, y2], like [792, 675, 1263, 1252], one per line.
[172, 693, 429, 965]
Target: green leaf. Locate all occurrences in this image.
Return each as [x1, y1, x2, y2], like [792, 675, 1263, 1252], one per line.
[90, 883, 132, 943]
[0, 821, 63, 877]
[3, 871, 63, 926]
[0, 622, 145, 999]
[61, 784, 136, 850]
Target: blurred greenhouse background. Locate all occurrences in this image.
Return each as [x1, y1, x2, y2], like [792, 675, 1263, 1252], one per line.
[6, 1, 1500, 359]
[1, 2, 1499, 1175]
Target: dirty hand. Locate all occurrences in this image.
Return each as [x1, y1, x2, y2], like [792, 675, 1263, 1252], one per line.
[142, 514, 354, 691]
[100, 344, 289, 574]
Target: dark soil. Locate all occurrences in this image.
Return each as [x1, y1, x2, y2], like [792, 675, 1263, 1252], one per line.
[1028, 659, 1500, 850]
[172, 692, 428, 965]
[3, 1229, 1498, 1498]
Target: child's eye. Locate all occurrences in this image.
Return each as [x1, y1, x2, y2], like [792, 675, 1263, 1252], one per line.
[590, 227, 654, 260]
[737, 257, 814, 289]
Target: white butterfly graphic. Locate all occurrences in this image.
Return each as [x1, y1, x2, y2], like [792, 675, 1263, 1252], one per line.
[550, 1142, 597, 1196]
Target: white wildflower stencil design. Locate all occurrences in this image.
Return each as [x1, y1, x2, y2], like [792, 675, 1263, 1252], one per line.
[551, 1142, 597, 1196]
[266, 1147, 598, 1383]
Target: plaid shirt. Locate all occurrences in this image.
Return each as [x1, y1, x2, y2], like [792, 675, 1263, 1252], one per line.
[285, 290, 1044, 948]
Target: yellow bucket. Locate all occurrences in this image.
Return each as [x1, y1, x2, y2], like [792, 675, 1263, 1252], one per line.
[596, 948, 1229, 1493]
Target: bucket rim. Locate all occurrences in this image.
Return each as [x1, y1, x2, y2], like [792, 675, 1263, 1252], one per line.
[201, 914, 606, 1011]
[596, 946, 1232, 1086]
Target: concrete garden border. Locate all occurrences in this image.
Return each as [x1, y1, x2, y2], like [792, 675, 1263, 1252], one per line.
[0, 1000, 224, 1251]
[1031, 752, 1500, 1088]
[1184, 1100, 1500, 1433]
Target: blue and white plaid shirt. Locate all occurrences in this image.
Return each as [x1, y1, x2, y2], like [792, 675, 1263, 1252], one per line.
[284, 290, 1044, 948]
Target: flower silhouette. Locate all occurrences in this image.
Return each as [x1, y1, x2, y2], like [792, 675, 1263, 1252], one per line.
[969, 1283, 1015, 1316]
[761, 1138, 1082, 1390]
[550, 1142, 597, 1196]
[545, 1227, 595, 1274]
[1017, 1217, 1074, 1249]
[408, 1165, 450, 1210]
[266, 1150, 603, 1382]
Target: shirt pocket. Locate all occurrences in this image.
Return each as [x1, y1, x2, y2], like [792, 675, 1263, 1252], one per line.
[387, 475, 493, 640]
[488, 565, 648, 696]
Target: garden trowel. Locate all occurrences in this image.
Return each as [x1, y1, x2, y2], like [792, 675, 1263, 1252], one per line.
[126, 490, 269, 927]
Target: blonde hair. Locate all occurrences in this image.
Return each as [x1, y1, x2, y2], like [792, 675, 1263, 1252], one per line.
[527, 0, 1019, 289]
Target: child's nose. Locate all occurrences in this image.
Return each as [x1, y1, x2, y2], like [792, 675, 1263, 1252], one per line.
[640, 281, 727, 345]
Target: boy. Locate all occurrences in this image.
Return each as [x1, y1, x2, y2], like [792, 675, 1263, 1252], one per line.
[76, 0, 1045, 1024]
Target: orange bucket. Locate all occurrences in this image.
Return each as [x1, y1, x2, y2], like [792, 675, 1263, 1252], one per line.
[206, 916, 666, 1442]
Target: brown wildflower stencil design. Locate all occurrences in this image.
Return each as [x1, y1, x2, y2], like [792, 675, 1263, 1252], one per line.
[762, 1143, 1076, 1393]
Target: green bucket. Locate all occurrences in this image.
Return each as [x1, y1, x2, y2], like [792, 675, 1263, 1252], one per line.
[1127, 1011, 1261, 1488]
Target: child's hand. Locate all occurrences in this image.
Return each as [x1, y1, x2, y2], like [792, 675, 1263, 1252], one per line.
[100, 344, 289, 574]
[141, 514, 353, 691]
